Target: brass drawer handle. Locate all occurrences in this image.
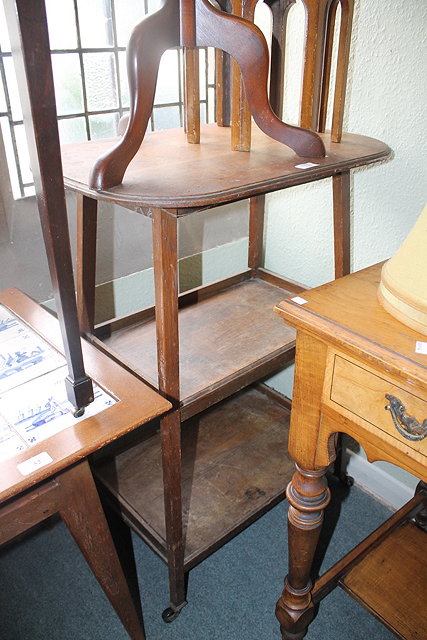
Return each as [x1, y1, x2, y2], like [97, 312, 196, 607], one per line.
[385, 394, 427, 441]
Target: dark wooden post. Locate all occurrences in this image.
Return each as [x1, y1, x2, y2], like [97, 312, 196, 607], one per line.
[152, 207, 187, 618]
[4, 0, 93, 412]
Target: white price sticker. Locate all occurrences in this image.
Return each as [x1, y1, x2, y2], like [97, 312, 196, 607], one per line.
[415, 341, 427, 355]
[291, 296, 308, 305]
[17, 451, 53, 476]
[295, 162, 320, 169]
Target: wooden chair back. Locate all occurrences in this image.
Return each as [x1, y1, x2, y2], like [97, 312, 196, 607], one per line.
[223, 0, 354, 148]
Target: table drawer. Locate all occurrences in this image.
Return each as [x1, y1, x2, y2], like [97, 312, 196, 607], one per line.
[329, 354, 427, 456]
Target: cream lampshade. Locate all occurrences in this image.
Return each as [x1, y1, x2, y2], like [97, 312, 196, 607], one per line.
[378, 204, 427, 335]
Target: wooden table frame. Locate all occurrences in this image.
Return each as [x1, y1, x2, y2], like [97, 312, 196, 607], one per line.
[64, 124, 390, 619]
[274, 264, 427, 639]
[0, 289, 171, 640]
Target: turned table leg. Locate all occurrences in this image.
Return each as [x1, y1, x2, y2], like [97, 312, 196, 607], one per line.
[276, 465, 330, 639]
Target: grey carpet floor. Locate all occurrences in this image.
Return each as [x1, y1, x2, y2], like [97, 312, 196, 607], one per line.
[0, 482, 396, 639]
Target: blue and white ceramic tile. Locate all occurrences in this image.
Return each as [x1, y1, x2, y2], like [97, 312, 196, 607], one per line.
[0, 307, 117, 458]
[0, 416, 27, 461]
[0, 305, 65, 394]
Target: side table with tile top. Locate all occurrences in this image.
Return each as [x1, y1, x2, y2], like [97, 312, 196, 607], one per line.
[0, 288, 171, 640]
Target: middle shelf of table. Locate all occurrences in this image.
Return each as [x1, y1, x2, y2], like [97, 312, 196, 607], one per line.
[92, 271, 298, 419]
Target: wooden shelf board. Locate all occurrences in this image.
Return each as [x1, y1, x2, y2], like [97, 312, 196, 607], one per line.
[101, 277, 296, 404]
[340, 522, 427, 640]
[61, 124, 391, 212]
[94, 387, 294, 568]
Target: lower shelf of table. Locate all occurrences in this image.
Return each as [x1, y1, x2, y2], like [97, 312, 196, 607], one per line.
[94, 386, 294, 569]
[340, 521, 427, 640]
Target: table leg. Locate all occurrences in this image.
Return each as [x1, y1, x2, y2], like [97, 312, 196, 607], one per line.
[332, 170, 351, 279]
[58, 460, 146, 640]
[76, 194, 98, 335]
[330, 0, 354, 142]
[276, 465, 330, 639]
[152, 208, 187, 620]
[230, 0, 257, 152]
[248, 195, 265, 272]
[266, 0, 295, 119]
[415, 481, 427, 532]
[159, 410, 187, 620]
[299, 0, 329, 132]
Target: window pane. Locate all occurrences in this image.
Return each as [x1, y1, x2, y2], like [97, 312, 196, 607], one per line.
[208, 86, 215, 122]
[84, 53, 118, 111]
[155, 50, 180, 105]
[58, 117, 87, 144]
[0, 116, 20, 198]
[89, 112, 119, 138]
[118, 51, 129, 108]
[77, 0, 113, 48]
[0, 77, 7, 113]
[179, 48, 184, 103]
[45, 0, 77, 50]
[199, 49, 206, 101]
[3, 57, 22, 121]
[0, 3, 11, 52]
[207, 47, 215, 85]
[114, 0, 147, 47]
[51, 54, 84, 116]
[146, 0, 163, 15]
[152, 105, 181, 130]
[23, 185, 36, 197]
[1, 0, 213, 199]
[14, 124, 32, 185]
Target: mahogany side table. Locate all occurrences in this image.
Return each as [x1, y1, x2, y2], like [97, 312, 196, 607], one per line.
[274, 263, 427, 639]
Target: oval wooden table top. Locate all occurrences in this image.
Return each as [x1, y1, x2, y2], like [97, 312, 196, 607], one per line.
[61, 124, 391, 214]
